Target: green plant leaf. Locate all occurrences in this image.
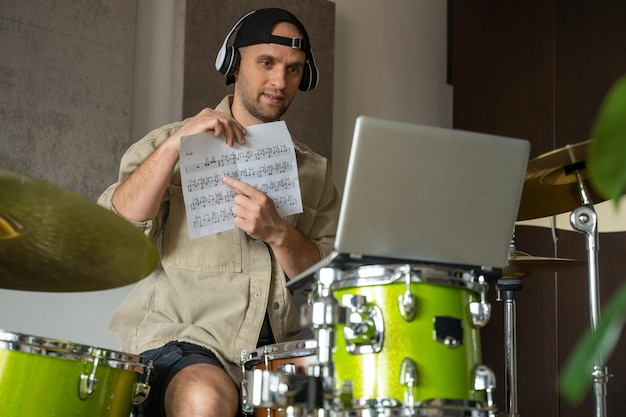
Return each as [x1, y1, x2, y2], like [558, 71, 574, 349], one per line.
[589, 74, 626, 203]
[559, 281, 626, 403]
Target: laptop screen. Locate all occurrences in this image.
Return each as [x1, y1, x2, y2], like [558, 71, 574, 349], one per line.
[288, 116, 530, 290]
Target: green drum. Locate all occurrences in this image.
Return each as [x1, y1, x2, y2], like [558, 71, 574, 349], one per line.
[0, 330, 151, 417]
[331, 264, 496, 416]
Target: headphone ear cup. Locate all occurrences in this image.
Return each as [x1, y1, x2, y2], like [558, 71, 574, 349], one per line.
[218, 46, 238, 76]
[299, 60, 318, 91]
[299, 63, 311, 91]
[215, 10, 256, 78]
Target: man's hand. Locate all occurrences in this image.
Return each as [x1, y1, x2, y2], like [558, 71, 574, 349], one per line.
[112, 109, 246, 222]
[222, 175, 322, 279]
[223, 175, 287, 243]
[176, 108, 247, 147]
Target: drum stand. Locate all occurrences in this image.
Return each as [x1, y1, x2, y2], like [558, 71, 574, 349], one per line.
[495, 276, 523, 417]
[303, 266, 344, 417]
[568, 167, 610, 417]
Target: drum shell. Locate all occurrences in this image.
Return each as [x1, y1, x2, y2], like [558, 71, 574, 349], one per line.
[243, 340, 317, 417]
[0, 330, 148, 417]
[332, 265, 485, 407]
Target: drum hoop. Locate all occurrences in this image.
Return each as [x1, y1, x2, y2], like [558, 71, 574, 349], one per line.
[0, 329, 149, 372]
[331, 264, 481, 293]
[244, 339, 317, 366]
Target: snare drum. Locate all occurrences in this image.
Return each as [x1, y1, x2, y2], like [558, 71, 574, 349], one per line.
[242, 340, 317, 417]
[332, 264, 495, 416]
[0, 330, 151, 417]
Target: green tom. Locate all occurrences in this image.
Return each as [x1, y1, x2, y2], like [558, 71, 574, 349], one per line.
[0, 330, 151, 417]
[331, 264, 496, 415]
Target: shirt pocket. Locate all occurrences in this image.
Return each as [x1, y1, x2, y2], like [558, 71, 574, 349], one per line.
[162, 185, 243, 273]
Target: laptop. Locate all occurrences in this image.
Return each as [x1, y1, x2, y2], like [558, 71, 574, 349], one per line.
[287, 115, 530, 290]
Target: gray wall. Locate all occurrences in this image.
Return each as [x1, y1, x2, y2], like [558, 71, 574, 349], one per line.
[0, 0, 452, 351]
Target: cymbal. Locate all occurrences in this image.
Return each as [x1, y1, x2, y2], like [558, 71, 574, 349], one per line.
[503, 251, 585, 278]
[517, 140, 607, 221]
[0, 169, 158, 292]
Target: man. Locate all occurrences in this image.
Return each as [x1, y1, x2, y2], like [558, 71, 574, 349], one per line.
[98, 8, 340, 417]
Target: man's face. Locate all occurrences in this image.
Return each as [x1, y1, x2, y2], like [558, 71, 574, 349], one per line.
[232, 22, 306, 126]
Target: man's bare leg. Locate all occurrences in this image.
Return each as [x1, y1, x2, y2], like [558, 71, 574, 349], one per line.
[164, 363, 240, 417]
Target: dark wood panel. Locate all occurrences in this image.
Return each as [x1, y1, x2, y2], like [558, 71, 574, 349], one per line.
[554, 0, 626, 148]
[451, 1, 556, 157]
[452, 1, 626, 416]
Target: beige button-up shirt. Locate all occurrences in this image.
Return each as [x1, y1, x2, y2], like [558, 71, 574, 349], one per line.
[98, 96, 340, 385]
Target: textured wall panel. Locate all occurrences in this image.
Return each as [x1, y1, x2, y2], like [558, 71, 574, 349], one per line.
[0, 0, 137, 200]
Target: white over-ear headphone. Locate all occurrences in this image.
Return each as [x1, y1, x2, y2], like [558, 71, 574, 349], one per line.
[215, 11, 256, 78]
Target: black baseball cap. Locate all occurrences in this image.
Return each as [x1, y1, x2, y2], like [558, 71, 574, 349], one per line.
[234, 8, 311, 51]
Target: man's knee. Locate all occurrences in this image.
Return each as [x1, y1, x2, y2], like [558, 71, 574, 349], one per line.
[165, 363, 239, 417]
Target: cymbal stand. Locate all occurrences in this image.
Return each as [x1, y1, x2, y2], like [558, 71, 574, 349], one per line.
[496, 275, 524, 417]
[568, 167, 609, 417]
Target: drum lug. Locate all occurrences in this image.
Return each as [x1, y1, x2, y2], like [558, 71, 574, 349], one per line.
[133, 381, 151, 405]
[78, 355, 100, 400]
[399, 357, 418, 410]
[278, 362, 297, 375]
[473, 364, 497, 411]
[341, 294, 384, 354]
[397, 267, 417, 322]
[469, 300, 491, 328]
[133, 360, 152, 405]
[470, 281, 492, 328]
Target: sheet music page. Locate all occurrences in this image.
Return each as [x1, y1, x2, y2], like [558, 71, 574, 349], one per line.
[180, 120, 303, 239]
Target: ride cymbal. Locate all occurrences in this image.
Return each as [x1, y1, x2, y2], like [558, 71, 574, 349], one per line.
[0, 169, 158, 292]
[503, 251, 585, 278]
[517, 140, 606, 221]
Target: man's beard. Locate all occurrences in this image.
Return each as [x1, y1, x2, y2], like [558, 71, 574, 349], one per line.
[237, 83, 291, 123]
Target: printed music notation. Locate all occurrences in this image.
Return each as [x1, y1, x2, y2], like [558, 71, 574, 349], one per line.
[180, 121, 303, 239]
[184, 144, 292, 174]
[186, 161, 296, 193]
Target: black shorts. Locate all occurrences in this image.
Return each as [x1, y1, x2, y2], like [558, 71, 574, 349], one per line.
[133, 341, 227, 417]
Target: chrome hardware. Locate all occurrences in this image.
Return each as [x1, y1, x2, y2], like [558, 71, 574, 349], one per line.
[397, 266, 417, 322]
[469, 277, 491, 328]
[133, 359, 152, 405]
[341, 294, 384, 354]
[278, 363, 297, 375]
[241, 349, 254, 414]
[473, 364, 496, 411]
[399, 357, 418, 411]
[79, 355, 100, 400]
[133, 381, 151, 405]
[246, 369, 318, 414]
